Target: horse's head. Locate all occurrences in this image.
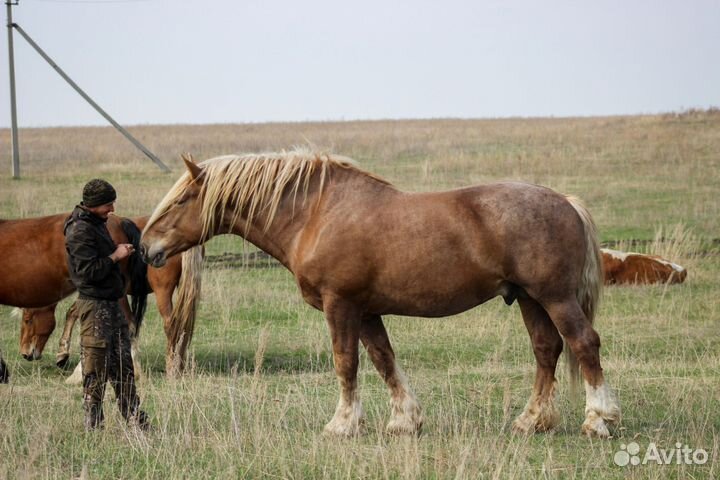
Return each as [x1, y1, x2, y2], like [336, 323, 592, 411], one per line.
[18, 307, 56, 361]
[142, 154, 207, 267]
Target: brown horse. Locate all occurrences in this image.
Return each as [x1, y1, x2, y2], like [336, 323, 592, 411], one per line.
[141, 149, 620, 438]
[0, 213, 202, 381]
[19, 241, 202, 376]
[0, 213, 145, 383]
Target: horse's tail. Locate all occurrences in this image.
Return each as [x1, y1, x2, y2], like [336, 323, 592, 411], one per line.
[168, 246, 204, 356]
[120, 218, 151, 335]
[564, 195, 603, 390]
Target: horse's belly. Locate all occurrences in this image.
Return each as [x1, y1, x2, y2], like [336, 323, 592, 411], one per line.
[0, 274, 74, 308]
[376, 296, 494, 318]
[367, 276, 503, 318]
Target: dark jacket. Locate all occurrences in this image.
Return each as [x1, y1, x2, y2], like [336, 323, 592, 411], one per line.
[64, 205, 125, 300]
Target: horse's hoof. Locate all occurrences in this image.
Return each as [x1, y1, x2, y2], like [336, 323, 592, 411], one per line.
[323, 419, 364, 437]
[581, 411, 612, 438]
[386, 397, 423, 436]
[582, 398, 620, 439]
[511, 414, 536, 435]
[512, 407, 560, 434]
[323, 426, 361, 437]
[582, 421, 610, 438]
[56, 354, 69, 369]
[386, 417, 423, 436]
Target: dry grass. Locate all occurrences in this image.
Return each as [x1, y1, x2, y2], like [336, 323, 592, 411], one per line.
[1, 111, 719, 479]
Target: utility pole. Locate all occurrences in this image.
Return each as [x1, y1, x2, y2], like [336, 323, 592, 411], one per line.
[12, 23, 170, 172]
[4, 1, 170, 176]
[6, 0, 20, 178]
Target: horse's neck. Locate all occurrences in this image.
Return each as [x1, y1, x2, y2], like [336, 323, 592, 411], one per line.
[227, 178, 324, 268]
[227, 165, 387, 268]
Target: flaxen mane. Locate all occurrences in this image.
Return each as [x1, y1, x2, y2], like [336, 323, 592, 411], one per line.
[146, 148, 382, 240]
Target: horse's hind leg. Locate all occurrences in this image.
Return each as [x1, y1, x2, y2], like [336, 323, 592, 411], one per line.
[154, 285, 183, 378]
[360, 314, 422, 435]
[322, 295, 364, 436]
[119, 295, 142, 378]
[543, 299, 620, 438]
[512, 297, 563, 434]
[57, 301, 80, 368]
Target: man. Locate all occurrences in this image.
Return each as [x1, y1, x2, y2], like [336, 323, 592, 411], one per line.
[64, 178, 149, 431]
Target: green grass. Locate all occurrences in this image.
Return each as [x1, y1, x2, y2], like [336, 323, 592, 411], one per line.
[1, 112, 719, 478]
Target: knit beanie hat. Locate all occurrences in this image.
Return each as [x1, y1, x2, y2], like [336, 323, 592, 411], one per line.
[82, 179, 117, 207]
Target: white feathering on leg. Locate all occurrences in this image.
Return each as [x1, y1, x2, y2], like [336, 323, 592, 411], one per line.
[582, 380, 620, 438]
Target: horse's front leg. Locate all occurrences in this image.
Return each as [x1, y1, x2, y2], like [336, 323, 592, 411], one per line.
[322, 294, 364, 437]
[360, 314, 422, 435]
[57, 301, 80, 368]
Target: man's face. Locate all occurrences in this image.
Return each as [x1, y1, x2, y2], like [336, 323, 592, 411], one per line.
[86, 201, 115, 219]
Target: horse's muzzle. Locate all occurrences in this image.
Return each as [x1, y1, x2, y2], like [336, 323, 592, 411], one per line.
[141, 243, 167, 268]
[21, 349, 41, 362]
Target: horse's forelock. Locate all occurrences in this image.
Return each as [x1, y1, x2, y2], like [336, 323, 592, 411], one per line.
[144, 171, 194, 235]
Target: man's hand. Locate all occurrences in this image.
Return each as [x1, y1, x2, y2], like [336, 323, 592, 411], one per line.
[110, 243, 135, 263]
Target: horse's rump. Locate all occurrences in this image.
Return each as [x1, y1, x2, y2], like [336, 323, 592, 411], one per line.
[0, 214, 73, 307]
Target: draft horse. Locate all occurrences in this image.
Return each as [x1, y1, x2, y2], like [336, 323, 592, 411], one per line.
[141, 150, 620, 438]
[0, 213, 202, 382]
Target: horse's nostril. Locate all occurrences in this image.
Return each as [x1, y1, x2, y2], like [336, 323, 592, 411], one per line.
[22, 353, 32, 361]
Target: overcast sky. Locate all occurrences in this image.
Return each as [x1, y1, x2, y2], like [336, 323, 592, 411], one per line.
[1, 0, 718, 127]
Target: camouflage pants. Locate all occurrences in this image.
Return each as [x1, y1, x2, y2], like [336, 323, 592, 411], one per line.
[77, 298, 144, 430]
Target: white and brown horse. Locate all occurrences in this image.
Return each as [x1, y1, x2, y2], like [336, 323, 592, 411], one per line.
[141, 150, 620, 437]
[601, 248, 687, 285]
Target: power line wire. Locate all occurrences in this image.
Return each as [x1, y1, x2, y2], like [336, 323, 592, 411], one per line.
[25, 0, 153, 4]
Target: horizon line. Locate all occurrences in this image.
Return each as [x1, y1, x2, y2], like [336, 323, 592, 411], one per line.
[2, 108, 718, 130]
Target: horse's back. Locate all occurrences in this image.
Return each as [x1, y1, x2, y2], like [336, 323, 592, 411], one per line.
[373, 181, 584, 270]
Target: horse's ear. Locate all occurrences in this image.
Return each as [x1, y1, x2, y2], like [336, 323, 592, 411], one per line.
[181, 153, 204, 181]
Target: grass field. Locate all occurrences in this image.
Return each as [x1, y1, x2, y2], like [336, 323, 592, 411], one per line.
[1, 111, 719, 479]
